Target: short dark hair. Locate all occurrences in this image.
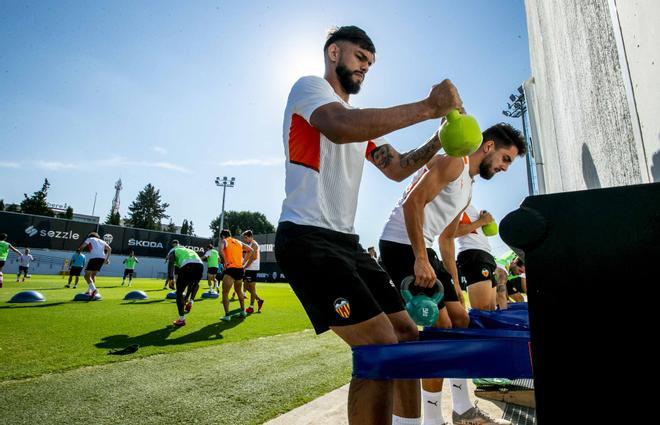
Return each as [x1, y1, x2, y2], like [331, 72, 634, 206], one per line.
[482, 123, 526, 156]
[324, 26, 375, 54]
[88, 232, 100, 239]
[0, 233, 6, 241]
[242, 230, 253, 237]
[207, 244, 214, 249]
[171, 239, 179, 246]
[220, 229, 231, 239]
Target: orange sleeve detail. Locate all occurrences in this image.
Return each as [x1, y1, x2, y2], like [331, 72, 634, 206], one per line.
[289, 114, 321, 172]
[365, 140, 377, 160]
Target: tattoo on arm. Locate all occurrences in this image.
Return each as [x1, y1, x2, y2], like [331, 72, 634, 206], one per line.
[370, 145, 394, 169]
[399, 136, 442, 169]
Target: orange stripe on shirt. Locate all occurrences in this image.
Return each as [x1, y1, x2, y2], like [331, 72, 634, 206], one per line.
[365, 140, 377, 159]
[289, 114, 320, 172]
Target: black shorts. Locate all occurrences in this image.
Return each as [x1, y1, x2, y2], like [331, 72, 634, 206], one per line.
[86, 258, 105, 272]
[244, 270, 257, 283]
[457, 249, 497, 289]
[378, 239, 459, 311]
[19, 266, 29, 273]
[207, 267, 219, 276]
[224, 267, 245, 281]
[0, 260, 5, 268]
[123, 269, 135, 278]
[507, 276, 525, 295]
[276, 222, 404, 334]
[176, 263, 203, 289]
[69, 266, 83, 276]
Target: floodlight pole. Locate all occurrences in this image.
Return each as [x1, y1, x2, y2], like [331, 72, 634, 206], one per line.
[503, 86, 535, 195]
[215, 176, 236, 237]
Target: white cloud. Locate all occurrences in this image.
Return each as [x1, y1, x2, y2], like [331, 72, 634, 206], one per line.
[27, 156, 190, 173]
[219, 158, 283, 167]
[0, 161, 20, 168]
[35, 161, 80, 171]
[152, 146, 167, 155]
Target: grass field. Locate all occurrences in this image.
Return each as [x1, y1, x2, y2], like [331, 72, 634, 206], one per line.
[0, 274, 352, 424]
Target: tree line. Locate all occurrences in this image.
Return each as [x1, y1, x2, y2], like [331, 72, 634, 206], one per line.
[1, 178, 275, 237]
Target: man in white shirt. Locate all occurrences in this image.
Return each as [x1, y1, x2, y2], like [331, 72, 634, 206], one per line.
[242, 230, 264, 313]
[17, 248, 34, 283]
[379, 123, 526, 425]
[455, 205, 498, 310]
[79, 232, 111, 299]
[274, 25, 463, 425]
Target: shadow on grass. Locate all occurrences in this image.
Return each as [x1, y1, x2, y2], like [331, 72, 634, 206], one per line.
[121, 299, 166, 305]
[95, 309, 247, 350]
[0, 302, 69, 309]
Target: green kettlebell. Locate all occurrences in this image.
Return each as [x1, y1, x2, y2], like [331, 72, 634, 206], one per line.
[482, 220, 498, 237]
[400, 275, 444, 327]
[438, 110, 483, 157]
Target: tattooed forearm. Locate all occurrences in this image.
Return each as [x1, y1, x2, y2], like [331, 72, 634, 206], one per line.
[371, 145, 394, 169]
[399, 133, 442, 169]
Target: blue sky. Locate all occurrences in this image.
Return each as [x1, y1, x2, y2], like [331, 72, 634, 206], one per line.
[0, 0, 530, 256]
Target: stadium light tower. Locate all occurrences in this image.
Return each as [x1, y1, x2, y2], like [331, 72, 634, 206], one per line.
[215, 176, 236, 236]
[503, 85, 536, 195]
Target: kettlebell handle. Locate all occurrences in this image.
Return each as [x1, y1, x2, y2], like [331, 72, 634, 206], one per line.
[446, 109, 461, 122]
[400, 275, 444, 303]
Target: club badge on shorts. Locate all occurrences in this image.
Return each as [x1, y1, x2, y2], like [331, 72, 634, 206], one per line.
[334, 298, 351, 319]
[482, 268, 490, 277]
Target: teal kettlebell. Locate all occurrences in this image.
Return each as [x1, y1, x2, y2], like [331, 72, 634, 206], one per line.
[438, 110, 483, 157]
[400, 275, 444, 327]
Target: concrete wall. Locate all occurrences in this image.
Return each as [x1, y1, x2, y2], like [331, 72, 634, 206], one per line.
[614, 0, 660, 182]
[524, 0, 656, 192]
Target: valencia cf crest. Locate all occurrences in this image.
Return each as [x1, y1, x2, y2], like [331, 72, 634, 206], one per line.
[334, 298, 351, 319]
[481, 268, 490, 277]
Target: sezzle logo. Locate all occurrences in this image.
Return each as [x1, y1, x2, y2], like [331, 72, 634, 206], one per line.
[25, 226, 79, 240]
[103, 234, 114, 245]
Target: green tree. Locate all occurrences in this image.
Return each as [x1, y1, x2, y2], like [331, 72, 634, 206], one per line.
[56, 206, 74, 220]
[6, 203, 20, 212]
[0, 199, 4, 211]
[105, 211, 121, 225]
[125, 183, 170, 230]
[209, 210, 275, 238]
[180, 219, 194, 235]
[20, 178, 55, 217]
[165, 220, 177, 233]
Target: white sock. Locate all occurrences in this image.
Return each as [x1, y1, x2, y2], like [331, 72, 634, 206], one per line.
[392, 415, 422, 425]
[179, 315, 185, 321]
[422, 390, 445, 425]
[450, 379, 472, 415]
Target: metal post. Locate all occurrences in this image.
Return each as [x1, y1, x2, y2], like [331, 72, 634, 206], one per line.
[215, 176, 235, 238]
[91, 192, 97, 216]
[220, 184, 227, 232]
[520, 114, 535, 195]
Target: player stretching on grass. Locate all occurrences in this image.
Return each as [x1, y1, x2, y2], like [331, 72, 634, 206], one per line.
[166, 240, 203, 327]
[79, 232, 111, 299]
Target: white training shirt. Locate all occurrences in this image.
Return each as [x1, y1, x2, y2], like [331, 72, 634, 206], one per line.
[456, 204, 492, 254]
[19, 254, 34, 267]
[84, 237, 110, 260]
[380, 156, 473, 248]
[278, 76, 386, 234]
[245, 240, 260, 271]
